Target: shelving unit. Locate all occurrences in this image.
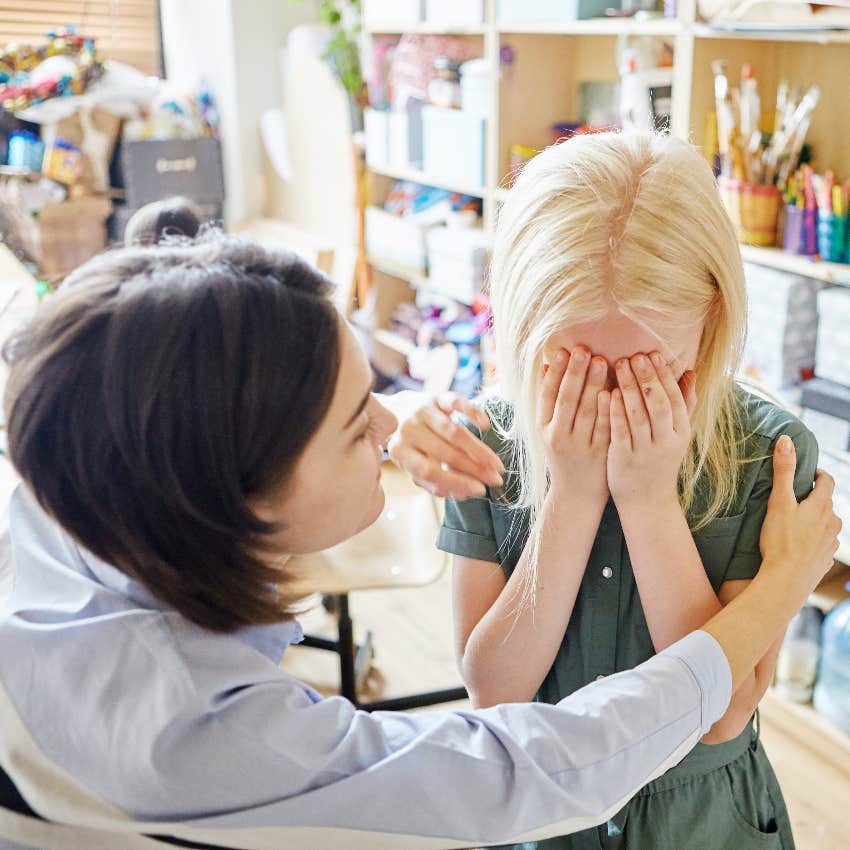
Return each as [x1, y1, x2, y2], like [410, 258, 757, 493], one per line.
[362, 0, 850, 348]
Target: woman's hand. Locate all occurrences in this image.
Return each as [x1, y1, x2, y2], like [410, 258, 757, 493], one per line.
[386, 392, 504, 500]
[760, 436, 842, 598]
[539, 346, 610, 503]
[608, 352, 696, 512]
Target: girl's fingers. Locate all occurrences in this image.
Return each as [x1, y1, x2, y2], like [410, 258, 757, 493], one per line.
[649, 352, 690, 432]
[538, 349, 569, 427]
[630, 353, 673, 439]
[615, 358, 652, 444]
[573, 356, 607, 441]
[610, 388, 632, 450]
[555, 345, 592, 428]
[593, 389, 611, 448]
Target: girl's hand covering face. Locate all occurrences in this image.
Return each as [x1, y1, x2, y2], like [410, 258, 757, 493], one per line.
[387, 393, 505, 500]
[538, 346, 611, 503]
[607, 352, 697, 511]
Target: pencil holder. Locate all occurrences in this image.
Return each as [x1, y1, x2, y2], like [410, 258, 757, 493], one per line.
[717, 178, 781, 247]
[817, 211, 848, 263]
[783, 205, 818, 256]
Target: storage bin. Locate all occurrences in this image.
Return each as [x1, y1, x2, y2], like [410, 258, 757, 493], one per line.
[421, 106, 485, 188]
[36, 197, 112, 281]
[363, 0, 425, 29]
[815, 287, 850, 386]
[498, 0, 611, 24]
[365, 206, 431, 273]
[365, 108, 391, 170]
[115, 138, 225, 209]
[426, 226, 490, 304]
[426, 0, 484, 26]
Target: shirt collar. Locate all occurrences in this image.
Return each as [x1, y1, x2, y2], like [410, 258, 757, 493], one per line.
[78, 548, 303, 665]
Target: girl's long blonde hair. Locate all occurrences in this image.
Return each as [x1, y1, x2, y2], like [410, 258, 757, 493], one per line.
[490, 131, 748, 550]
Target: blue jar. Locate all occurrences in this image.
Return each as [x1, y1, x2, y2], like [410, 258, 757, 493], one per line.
[813, 584, 850, 735]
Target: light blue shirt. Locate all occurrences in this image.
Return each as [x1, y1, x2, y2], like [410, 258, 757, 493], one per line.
[0, 485, 732, 848]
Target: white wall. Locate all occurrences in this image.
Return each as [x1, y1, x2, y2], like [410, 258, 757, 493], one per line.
[159, 0, 318, 222]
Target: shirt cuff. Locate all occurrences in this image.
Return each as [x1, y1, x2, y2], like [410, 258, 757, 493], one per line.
[660, 631, 732, 734]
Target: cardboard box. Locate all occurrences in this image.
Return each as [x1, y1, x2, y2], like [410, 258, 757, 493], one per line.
[42, 108, 122, 193]
[115, 138, 225, 209]
[36, 197, 112, 281]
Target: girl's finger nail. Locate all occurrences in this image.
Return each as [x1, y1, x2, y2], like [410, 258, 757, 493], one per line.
[555, 349, 568, 364]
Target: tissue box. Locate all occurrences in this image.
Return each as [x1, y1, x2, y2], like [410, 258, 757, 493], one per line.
[365, 206, 430, 273]
[426, 0, 484, 26]
[422, 106, 485, 188]
[426, 226, 490, 304]
[364, 0, 425, 29]
[739, 263, 821, 391]
[498, 0, 611, 24]
[816, 287, 850, 387]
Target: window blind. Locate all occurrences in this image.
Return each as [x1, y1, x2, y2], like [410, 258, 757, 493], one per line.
[0, 1, 160, 76]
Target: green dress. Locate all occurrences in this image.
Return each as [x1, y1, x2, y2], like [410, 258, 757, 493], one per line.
[437, 385, 816, 850]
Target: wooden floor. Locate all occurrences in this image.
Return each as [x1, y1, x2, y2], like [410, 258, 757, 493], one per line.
[281, 568, 847, 850]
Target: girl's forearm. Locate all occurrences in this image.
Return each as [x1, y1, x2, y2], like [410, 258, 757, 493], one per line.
[462, 490, 605, 707]
[620, 500, 766, 742]
[619, 498, 722, 652]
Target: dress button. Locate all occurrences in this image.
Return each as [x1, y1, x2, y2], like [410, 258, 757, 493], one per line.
[595, 674, 606, 681]
[602, 565, 613, 579]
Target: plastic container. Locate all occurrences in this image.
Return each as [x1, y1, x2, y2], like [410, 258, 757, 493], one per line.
[782, 204, 818, 255]
[813, 586, 850, 735]
[7, 130, 44, 171]
[717, 178, 782, 247]
[818, 211, 848, 263]
[775, 605, 823, 703]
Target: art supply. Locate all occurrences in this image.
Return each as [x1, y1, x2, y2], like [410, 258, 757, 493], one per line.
[813, 587, 850, 735]
[775, 606, 824, 703]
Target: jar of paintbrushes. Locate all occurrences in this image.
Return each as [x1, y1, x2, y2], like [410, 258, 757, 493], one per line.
[710, 60, 820, 249]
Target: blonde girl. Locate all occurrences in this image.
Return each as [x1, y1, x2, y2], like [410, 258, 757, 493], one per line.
[436, 131, 814, 850]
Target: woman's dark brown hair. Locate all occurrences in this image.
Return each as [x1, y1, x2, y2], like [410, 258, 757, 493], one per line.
[3, 234, 340, 632]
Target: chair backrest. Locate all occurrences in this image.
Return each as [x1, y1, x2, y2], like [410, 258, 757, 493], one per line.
[287, 463, 449, 596]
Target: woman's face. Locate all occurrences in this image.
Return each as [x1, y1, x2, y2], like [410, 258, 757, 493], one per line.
[544, 308, 704, 392]
[255, 320, 398, 556]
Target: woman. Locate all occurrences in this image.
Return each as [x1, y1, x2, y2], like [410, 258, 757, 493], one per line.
[0, 234, 839, 850]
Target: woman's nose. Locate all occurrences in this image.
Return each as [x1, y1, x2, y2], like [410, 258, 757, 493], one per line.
[375, 401, 398, 446]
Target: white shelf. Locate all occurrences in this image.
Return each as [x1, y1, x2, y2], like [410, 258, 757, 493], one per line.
[365, 23, 486, 36]
[498, 17, 682, 36]
[693, 23, 850, 45]
[374, 328, 416, 356]
[367, 253, 431, 289]
[740, 246, 850, 287]
[369, 164, 489, 199]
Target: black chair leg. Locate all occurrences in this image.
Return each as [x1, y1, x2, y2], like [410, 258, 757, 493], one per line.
[301, 592, 468, 711]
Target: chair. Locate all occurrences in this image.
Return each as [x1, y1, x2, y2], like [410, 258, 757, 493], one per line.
[287, 461, 467, 711]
